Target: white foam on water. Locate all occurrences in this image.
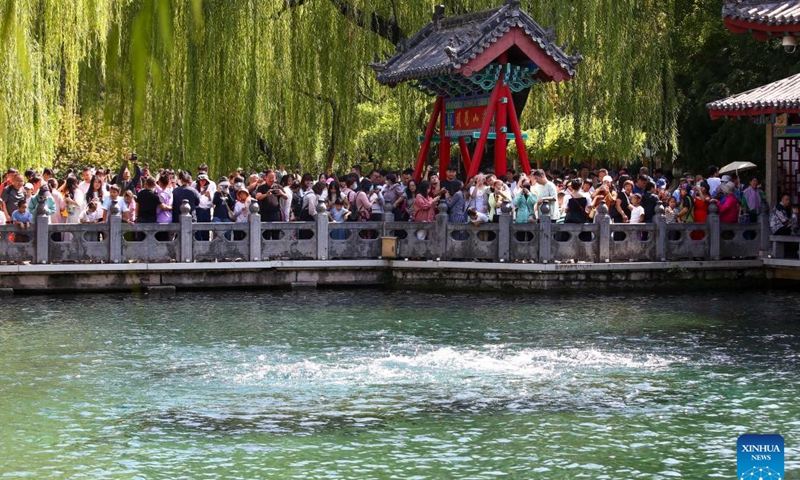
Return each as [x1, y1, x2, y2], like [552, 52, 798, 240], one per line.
[229, 345, 681, 387]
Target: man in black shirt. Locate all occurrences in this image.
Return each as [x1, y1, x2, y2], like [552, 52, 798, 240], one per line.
[136, 177, 159, 223]
[642, 181, 659, 223]
[2, 173, 26, 217]
[440, 164, 463, 196]
[171, 171, 201, 222]
[255, 169, 284, 222]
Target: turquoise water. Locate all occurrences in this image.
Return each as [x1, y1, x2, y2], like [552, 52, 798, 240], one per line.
[0, 290, 798, 479]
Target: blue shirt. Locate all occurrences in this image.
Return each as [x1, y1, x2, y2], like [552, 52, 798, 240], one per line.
[12, 210, 32, 224]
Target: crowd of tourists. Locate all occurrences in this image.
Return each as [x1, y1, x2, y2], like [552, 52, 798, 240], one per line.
[1, 155, 798, 238]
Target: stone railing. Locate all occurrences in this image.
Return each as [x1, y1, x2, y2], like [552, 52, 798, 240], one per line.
[0, 198, 769, 265]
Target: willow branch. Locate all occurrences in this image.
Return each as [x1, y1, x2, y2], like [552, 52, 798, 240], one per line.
[272, 0, 403, 45]
[328, 0, 404, 45]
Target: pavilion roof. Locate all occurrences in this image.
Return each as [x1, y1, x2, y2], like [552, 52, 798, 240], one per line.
[707, 72, 800, 119]
[370, 0, 581, 86]
[723, 0, 800, 38]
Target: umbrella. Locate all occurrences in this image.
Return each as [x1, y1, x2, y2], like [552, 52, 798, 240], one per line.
[719, 161, 757, 175]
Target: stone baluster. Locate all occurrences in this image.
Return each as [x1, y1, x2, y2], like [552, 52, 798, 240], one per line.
[538, 201, 551, 263]
[248, 201, 261, 261]
[654, 200, 666, 261]
[708, 200, 720, 261]
[108, 199, 122, 264]
[316, 202, 329, 260]
[595, 202, 610, 263]
[35, 200, 50, 264]
[383, 200, 394, 223]
[179, 200, 193, 263]
[436, 198, 449, 261]
[497, 202, 512, 263]
[382, 200, 394, 238]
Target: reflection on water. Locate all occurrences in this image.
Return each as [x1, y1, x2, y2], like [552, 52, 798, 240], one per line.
[0, 290, 798, 478]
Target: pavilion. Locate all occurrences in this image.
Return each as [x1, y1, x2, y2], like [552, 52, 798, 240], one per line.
[371, 0, 581, 181]
[708, 0, 800, 206]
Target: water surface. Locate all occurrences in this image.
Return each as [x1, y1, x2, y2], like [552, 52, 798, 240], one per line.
[1, 290, 798, 478]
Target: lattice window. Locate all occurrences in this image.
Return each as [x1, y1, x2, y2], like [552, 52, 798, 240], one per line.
[777, 138, 800, 204]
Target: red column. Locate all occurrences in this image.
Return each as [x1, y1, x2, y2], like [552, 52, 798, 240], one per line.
[495, 85, 508, 178]
[505, 85, 531, 175]
[439, 103, 450, 179]
[467, 78, 503, 179]
[494, 54, 509, 177]
[414, 97, 443, 182]
[458, 137, 472, 176]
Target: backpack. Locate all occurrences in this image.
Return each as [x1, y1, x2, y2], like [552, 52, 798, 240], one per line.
[291, 192, 304, 220]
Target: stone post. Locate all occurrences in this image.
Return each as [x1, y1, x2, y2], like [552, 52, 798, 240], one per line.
[35, 203, 50, 264]
[179, 200, 193, 263]
[108, 199, 122, 264]
[382, 200, 394, 238]
[248, 202, 261, 261]
[654, 200, 667, 262]
[708, 200, 720, 261]
[436, 199, 449, 261]
[759, 198, 771, 257]
[383, 200, 394, 223]
[497, 202, 512, 263]
[538, 201, 551, 263]
[316, 202, 329, 260]
[595, 203, 610, 263]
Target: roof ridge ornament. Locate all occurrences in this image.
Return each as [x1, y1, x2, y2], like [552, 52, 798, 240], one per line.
[544, 26, 556, 43]
[505, 0, 521, 7]
[433, 5, 445, 29]
[444, 36, 461, 63]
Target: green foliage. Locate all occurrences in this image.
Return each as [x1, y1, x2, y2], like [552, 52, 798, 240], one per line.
[9, 0, 775, 176]
[54, 109, 132, 173]
[673, 0, 800, 174]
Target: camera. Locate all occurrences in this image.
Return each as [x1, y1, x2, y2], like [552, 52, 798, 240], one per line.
[783, 35, 797, 53]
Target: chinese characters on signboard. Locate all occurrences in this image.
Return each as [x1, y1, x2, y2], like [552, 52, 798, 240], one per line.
[444, 94, 494, 138]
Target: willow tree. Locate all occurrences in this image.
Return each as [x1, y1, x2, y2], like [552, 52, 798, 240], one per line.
[1, 0, 677, 174]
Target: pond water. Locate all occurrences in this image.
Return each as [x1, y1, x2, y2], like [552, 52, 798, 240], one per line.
[0, 290, 798, 479]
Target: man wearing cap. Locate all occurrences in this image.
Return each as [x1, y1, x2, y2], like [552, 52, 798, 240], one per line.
[2, 173, 26, 218]
[101, 184, 130, 223]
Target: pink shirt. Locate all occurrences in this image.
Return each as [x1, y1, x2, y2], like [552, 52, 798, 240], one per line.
[413, 194, 436, 222]
[718, 196, 739, 223]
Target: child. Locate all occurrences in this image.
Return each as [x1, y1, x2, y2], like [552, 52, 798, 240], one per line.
[12, 200, 33, 244]
[467, 207, 489, 226]
[233, 188, 251, 223]
[557, 191, 567, 222]
[629, 193, 644, 224]
[329, 198, 349, 240]
[664, 196, 677, 224]
[329, 198, 349, 222]
[80, 199, 102, 223]
[12, 200, 32, 228]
